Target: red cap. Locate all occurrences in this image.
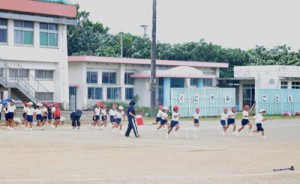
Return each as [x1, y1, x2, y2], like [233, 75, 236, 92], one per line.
[102, 104, 106, 108]
[196, 108, 200, 111]
[232, 106, 236, 110]
[97, 102, 102, 106]
[173, 106, 179, 110]
[244, 105, 250, 110]
[158, 104, 163, 108]
[224, 107, 228, 110]
[113, 104, 118, 108]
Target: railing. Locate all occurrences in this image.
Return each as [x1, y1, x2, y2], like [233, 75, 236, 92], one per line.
[0, 58, 49, 102]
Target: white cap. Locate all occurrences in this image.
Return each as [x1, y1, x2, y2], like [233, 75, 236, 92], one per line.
[11, 99, 15, 102]
[37, 103, 42, 106]
[28, 102, 33, 105]
[118, 106, 124, 110]
[163, 106, 168, 110]
[259, 109, 266, 113]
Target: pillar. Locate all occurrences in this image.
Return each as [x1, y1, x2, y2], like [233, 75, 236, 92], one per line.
[163, 78, 171, 107]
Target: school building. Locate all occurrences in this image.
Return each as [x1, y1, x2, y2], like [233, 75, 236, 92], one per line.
[68, 56, 229, 109]
[219, 65, 300, 110]
[0, 0, 77, 108]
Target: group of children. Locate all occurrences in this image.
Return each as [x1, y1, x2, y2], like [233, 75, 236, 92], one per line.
[2, 100, 61, 131]
[154, 104, 267, 138]
[90, 102, 125, 134]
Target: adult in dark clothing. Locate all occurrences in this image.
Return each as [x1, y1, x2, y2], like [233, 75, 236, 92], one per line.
[125, 100, 140, 138]
[70, 109, 82, 130]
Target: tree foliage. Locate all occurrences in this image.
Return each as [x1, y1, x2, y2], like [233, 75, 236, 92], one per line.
[68, 5, 300, 78]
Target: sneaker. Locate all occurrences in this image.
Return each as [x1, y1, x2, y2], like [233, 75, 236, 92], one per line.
[262, 136, 267, 139]
[136, 135, 141, 138]
[248, 132, 253, 136]
[174, 131, 177, 136]
[221, 132, 225, 136]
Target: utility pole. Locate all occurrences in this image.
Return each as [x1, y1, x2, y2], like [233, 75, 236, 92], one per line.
[120, 32, 123, 58]
[140, 24, 148, 37]
[150, 0, 157, 117]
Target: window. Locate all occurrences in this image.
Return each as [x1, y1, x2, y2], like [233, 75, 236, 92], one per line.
[14, 20, 34, 45]
[9, 68, 29, 78]
[190, 78, 198, 86]
[0, 19, 8, 43]
[35, 92, 53, 101]
[281, 81, 288, 89]
[107, 88, 120, 100]
[87, 71, 98, 84]
[88, 87, 102, 99]
[35, 70, 54, 79]
[292, 82, 300, 89]
[40, 23, 58, 47]
[124, 72, 134, 84]
[125, 88, 134, 100]
[203, 79, 213, 86]
[102, 72, 116, 84]
[158, 78, 164, 86]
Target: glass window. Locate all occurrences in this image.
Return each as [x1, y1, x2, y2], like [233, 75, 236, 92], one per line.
[9, 68, 29, 78]
[88, 87, 102, 99]
[107, 88, 120, 100]
[190, 78, 198, 86]
[40, 23, 58, 47]
[281, 81, 288, 89]
[35, 70, 54, 79]
[124, 73, 134, 85]
[35, 92, 54, 101]
[292, 82, 300, 89]
[102, 72, 116, 84]
[203, 79, 213, 86]
[14, 20, 34, 45]
[158, 78, 164, 86]
[0, 19, 8, 43]
[86, 71, 98, 84]
[125, 88, 134, 100]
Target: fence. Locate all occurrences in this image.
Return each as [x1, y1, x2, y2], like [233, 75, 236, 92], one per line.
[256, 89, 300, 115]
[170, 87, 236, 117]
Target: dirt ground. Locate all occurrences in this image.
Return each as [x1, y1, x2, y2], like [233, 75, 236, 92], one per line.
[0, 119, 299, 184]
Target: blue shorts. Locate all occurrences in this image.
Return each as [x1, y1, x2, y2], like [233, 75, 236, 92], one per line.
[116, 118, 122, 124]
[194, 119, 199, 124]
[227, 118, 235, 125]
[256, 123, 264, 132]
[5, 113, 9, 121]
[36, 114, 43, 121]
[102, 115, 107, 121]
[156, 117, 162, 123]
[241, 119, 249, 126]
[93, 115, 100, 121]
[220, 120, 226, 126]
[160, 119, 167, 125]
[48, 113, 52, 120]
[43, 116, 47, 120]
[26, 115, 33, 123]
[110, 115, 115, 123]
[7, 112, 14, 119]
[170, 120, 179, 128]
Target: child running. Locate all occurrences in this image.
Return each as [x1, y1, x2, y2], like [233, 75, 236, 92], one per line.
[52, 102, 61, 129]
[167, 105, 180, 138]
[155, 105, 163, 125]
[100, 104, 108, 128]
[25, 102, 35, 131]
[219, 107, 228, 135]
[47, 103, 53, 126]
[22, 102, 28, 127]
[253, 109, 267, 138]
[111, 106, 125, 134]
[238, 105, 253, 136]
[91, 102, 102, 129]
[156, 106, 169, 132]
[109, 104, 117, 127]
[225, 106, 238, 135]
[193, 108, 201, 128]
[41, 103, 48, 129]
[7, 99, 16, 130]
[35, 103, 43, 130]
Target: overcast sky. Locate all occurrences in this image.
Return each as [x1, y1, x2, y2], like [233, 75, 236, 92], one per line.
[73, 0, 300, 50]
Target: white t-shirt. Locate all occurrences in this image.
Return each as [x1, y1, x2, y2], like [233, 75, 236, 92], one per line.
[26, 107, 35, 116]
[7, 104, 16, 113]
[41, 107, 47, 116]
[162, 112, 168, 120]
[243, 110, 249, 119]
[23, 106, 28, 113]
[220, 112, 228, 120]
[101, 109, 107, 116]
[51, 107, 56, 113]
[253, 114, 264, 123]
[172, 111, 180, 121]
[193, 112, 200, 119]
[94, 107, 101, 116]
[116, 111, 125, 119]
[3, 105, 8, 113]
[156, 109, 162, 118]
[109, 109, 117, 116]
[228, 111, 237, 119]
[35, 108, 42, 115]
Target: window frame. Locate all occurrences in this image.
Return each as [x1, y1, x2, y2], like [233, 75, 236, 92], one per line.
[102, 72, 117, 84]
[88, 87, 102, 100]
[281, 81, 288, 89]
[35, 92, 54, 101]
[86, 71, 98, 84]
[0, 18, 8, 44]
[124, 72, 134, 85]
[107, 87, 121, 100]
[203, 78, 213, 86]
[35, 70, 54, 80]
[292, 81, 300, 89]
[9, 68, 29, 79]
[40, 23, 58, 48]
[14, 20, 34, 46]
[125, 88, 134, 100]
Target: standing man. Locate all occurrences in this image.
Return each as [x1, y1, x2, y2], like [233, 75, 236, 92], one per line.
[125, 100, 141, 138]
